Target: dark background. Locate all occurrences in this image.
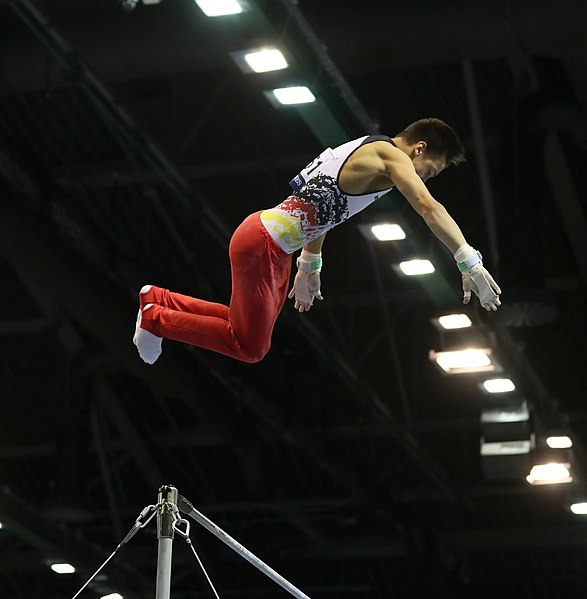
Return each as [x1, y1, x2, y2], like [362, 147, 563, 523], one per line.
[1, 1, 587, 597]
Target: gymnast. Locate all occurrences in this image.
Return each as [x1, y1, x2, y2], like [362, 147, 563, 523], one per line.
[133, 118, 501, 365]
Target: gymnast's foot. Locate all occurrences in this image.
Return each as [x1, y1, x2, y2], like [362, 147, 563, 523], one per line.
[133, 303, 162, 364]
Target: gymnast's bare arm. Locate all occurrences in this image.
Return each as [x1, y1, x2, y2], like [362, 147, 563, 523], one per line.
[341, 141, 468, 254]
[302, 232, 327, 254]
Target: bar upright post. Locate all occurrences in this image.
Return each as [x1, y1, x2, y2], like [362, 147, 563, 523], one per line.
[155, 485, 178, 599]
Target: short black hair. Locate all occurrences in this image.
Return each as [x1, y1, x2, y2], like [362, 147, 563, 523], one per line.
[396, 118, 465, 165]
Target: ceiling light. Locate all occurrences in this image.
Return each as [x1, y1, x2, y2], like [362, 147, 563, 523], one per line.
[481, 439, 531, 456]
[526, 462, 573, 485]
[546, 435, 573, 449]
[244, 49, 288, 73]
[101, 594, 123, 599]
[398, 259, 435, 276]
[195, 0, 244, 17]
[50, 563, 76, 574]
[271, 86, 316, 105]
[370, 223, 405, 241]
[570, 502, 587, 515]
[481, 401, 529, 424]
[482, 378, 516, 393]
[430, 348, 497, 374]
[436, 313, 472, 330]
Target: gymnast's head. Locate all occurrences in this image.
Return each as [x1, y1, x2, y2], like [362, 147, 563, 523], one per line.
[394, 118, 466, 182]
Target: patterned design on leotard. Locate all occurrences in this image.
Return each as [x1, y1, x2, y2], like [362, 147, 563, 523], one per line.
[260, 135, 395, 253]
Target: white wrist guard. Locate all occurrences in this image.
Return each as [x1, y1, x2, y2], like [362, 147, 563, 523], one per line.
[296, 249, 322, 272]
[454, 244, 483, 273]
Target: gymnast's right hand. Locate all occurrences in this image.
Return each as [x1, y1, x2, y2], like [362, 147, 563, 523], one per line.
[289, 270, 323, 312]
[289, 250, 324, 312]
[454, 244, 501, 311]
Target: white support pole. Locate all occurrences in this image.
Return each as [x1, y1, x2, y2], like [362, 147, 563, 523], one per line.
[155, 485, 178, 599]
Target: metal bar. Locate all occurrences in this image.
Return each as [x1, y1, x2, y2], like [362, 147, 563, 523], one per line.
[178, 494, 312, 599]
[155, 486, 178, 599]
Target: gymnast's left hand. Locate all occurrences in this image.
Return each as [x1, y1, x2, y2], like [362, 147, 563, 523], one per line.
[288, 270, 323, 312]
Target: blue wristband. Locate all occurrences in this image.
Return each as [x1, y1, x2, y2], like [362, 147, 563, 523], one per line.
[296, 256, 322, 272]
[456, 250, 482, 273]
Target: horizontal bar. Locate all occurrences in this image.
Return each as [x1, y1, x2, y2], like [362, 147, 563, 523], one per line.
[178, 494, 311, 599]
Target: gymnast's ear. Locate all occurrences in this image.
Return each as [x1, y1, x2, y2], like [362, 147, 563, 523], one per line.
[414, 141, 428, 156]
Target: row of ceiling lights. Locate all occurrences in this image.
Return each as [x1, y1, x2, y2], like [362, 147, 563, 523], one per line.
[362, 219, 584, 493]
[138, 0, 318, 105]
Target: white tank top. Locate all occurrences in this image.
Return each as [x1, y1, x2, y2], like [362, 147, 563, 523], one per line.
[260, 135, 396, 254]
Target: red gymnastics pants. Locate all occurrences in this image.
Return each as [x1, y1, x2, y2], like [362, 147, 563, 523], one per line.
[139, 211, 293, 363]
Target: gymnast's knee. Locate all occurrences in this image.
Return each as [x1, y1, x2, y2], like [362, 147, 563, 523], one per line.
[239, 343, 271, 364]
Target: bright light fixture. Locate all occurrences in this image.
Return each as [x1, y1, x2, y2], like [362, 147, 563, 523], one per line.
[437, 313, 472, 330]
[272, 86, 316, 105]
[101, 594, 123, 599]
[0, 521, 3, 529]
[195, 0, 243, 17]
[546, 435, 573, 449]
[480, 439, 531, 456]
[526, 462, 573, 485]
[244, 49, 288, 73]
[570, 502, 587, 515]
[430, 348, 496, 374]
[481, 401, 529, 424]
[51, 563, 76, 574]
[370, 223, 405, 241]
[482, 378, 516, 393]
[399, 259, 435, 276]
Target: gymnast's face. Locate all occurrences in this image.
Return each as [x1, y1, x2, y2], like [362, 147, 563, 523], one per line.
[413, 154, 446, 183]
[411, 142, 446, 183]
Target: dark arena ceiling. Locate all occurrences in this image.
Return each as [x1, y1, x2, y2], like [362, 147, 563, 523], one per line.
[1, 0, 587, 597]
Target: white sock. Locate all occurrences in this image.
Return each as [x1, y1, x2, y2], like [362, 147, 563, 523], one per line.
[133, 304, 162, 364]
